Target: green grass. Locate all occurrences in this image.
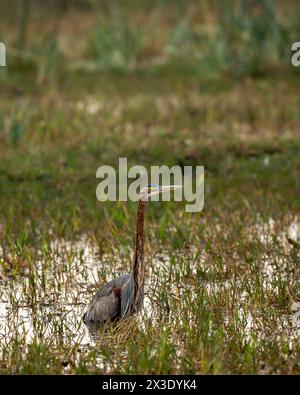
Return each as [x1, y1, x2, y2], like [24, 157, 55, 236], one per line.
[0, 0, 300, 375]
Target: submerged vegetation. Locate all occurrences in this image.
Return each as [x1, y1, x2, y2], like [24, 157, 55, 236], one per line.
[0, 0, 300, 374]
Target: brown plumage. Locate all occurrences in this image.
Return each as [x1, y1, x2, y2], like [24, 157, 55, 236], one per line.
[83, 184, 180, 328]
[83, 200, 147, 326]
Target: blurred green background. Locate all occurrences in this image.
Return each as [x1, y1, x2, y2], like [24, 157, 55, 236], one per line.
[1, 0, 300, 236]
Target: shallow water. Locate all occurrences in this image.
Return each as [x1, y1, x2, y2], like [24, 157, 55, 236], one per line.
[0, 218, 299, 357]
[0, 236, 159, 349]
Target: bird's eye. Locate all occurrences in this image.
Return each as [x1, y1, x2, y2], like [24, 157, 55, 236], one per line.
[147, 184, 157, 193]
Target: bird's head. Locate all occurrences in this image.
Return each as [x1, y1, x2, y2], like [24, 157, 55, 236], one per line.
[139, 184, 182, 201]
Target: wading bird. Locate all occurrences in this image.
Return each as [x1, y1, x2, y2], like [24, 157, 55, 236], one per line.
[83, 185, 181, 327]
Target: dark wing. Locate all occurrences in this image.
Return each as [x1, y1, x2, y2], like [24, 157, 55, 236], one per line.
[83, 273, 131, 324]
[120, 273, 135, 319]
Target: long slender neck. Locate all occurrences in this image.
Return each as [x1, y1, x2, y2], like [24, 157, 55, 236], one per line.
[132, 199, 147, 306]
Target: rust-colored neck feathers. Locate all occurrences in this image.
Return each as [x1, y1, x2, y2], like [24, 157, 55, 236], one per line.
[133, 199, 147, 307]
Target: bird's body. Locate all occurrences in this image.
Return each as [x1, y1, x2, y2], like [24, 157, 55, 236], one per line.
[83, 185, 180, 327]
[83, 199, 146, 326]
[83, 273, 134, 324]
